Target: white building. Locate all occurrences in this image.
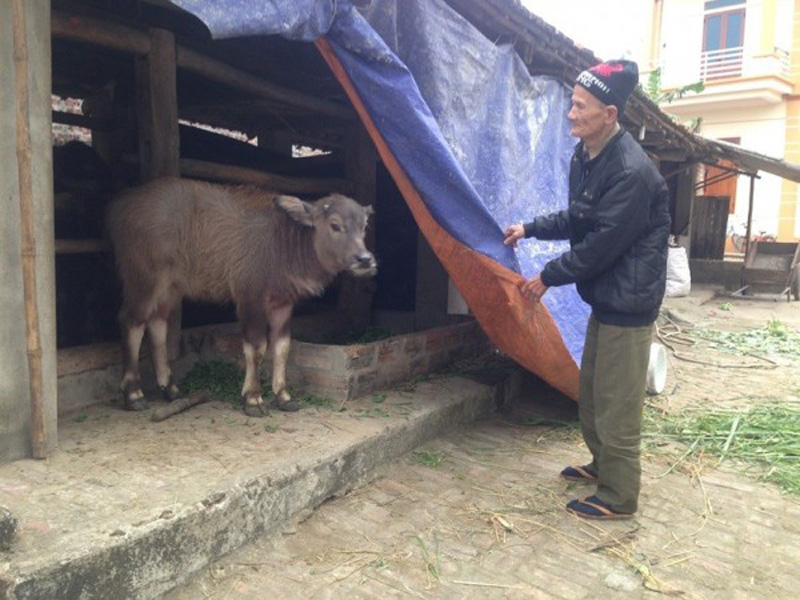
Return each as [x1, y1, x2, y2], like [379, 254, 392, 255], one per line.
[647, 0, 799, 242]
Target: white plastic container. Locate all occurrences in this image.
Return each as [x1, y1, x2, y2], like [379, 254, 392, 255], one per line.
[646, 343, 667, 395]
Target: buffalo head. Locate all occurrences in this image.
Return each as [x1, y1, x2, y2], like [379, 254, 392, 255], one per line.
[276, 193, 377, 277]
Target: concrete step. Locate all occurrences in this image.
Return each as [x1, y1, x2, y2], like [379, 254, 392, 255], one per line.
[0, 367, 522, 600]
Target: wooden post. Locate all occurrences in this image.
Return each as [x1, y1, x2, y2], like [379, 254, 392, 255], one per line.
[744, 175, 756, 260]
[338, 121, 377, 328]
[136, 28, 182, 358]
[11, 0, 47, 458]
[136, 28, 180, 181]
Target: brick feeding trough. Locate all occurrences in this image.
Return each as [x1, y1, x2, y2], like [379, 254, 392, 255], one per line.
[213, 317, 493, 402]
[56, 315, 493, 413]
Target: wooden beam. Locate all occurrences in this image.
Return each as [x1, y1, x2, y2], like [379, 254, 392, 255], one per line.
[51, 10, 353, 121]
[51, 11, 151, 55]
[175, 46, 353, 120]
[52, 110, 112, 131]
[180, 157, 353, 195]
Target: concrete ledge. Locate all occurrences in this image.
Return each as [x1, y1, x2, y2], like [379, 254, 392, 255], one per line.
[0, 368, 521, 600]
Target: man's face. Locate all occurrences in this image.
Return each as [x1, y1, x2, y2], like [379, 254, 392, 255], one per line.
[568, 85, 615, 142]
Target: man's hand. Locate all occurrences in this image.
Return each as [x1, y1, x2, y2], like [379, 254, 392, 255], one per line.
[519, 276, 548, 303]
[503, 224, 525, 247]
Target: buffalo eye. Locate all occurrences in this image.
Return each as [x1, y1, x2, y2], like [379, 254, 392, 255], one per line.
[330, 222, 343, 233]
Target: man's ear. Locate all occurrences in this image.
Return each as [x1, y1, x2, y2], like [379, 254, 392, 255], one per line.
[606, 104, 619, 123]
[275, 195, 314, 227]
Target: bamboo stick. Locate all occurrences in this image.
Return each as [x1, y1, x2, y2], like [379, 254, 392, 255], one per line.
[12, 0, 47, 459]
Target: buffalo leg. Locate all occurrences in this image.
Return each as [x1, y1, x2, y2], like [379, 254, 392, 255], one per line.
[147, 303, 181, 401]
[239, 298, 269, 417]
[268, 303, 298, 412]
[241, 339, 268, 417]
[119, 311, 147, 411]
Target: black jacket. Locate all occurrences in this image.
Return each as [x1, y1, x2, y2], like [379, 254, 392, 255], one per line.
[524, 130, 670, 327]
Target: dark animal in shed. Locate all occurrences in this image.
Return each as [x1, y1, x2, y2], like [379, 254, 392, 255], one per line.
[106, 177, 376, 416]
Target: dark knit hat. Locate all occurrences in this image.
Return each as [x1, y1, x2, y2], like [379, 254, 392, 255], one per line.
[575, 60, 639, 115]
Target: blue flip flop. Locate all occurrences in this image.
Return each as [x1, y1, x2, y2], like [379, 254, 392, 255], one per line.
[560, 464, 598, 483]
[566, 495, 634, 520]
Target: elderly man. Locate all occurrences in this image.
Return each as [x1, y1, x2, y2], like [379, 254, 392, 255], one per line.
[504, 60, 670, 520]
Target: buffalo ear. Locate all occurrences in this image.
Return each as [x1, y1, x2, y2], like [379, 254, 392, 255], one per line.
[364, 205, 374, 217]
[275, 195, 314, 227]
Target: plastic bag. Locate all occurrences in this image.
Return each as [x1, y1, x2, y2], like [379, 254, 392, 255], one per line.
[665, 246, 691, 298]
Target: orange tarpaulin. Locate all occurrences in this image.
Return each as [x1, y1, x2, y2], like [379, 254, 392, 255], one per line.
[316, 38, 579, 401]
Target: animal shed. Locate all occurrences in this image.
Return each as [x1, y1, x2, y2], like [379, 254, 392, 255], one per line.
[5, 0, 752, 462]
[3, 0, 491, 462]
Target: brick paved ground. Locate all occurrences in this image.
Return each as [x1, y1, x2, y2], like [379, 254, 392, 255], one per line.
[168, 292, 800, 600]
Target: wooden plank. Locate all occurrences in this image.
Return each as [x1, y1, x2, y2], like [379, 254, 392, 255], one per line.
[690, 196, 729, 260]
[180, 157, 353, 195]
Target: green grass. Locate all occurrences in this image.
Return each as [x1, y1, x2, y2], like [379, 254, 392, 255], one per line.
[299, 393, 335, 408]
[412, 450, 444, 469]
[412, 534, 442, 581]
[644, 403, 800, 495]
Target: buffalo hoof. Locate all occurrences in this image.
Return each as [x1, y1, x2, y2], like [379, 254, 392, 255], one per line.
[275, 398, 300, 412]
[241, 397, 269, 418]
[123, 393, 149, 412]
[122, 383, 149, 411]
[160, 381, 182, 402]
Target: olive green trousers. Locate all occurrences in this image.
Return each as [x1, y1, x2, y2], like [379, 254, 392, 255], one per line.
[579, 315, 654, 514]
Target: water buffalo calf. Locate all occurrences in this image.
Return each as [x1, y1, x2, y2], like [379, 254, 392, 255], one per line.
[106, 177, 376, 417]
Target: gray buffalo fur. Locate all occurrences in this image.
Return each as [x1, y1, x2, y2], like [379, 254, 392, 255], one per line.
[106, 176, 376, 417]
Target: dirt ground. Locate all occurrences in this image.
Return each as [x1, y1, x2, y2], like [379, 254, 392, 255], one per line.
[165, 286, 800, 600]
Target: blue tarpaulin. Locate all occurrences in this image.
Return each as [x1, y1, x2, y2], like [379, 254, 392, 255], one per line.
[172, 0, 590, 366]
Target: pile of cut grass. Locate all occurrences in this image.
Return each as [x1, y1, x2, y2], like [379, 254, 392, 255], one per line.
[695, 318, 800, 357]
[644, 403, 800, 495]
[181, 360, 247, 406]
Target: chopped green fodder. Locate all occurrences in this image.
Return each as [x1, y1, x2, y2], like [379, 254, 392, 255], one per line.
[644, 404, 800, 495]
[695, 319, 800, 357]
[181, 360, 247, 406]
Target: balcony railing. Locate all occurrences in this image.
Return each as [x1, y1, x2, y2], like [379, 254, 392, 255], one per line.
[700, 46, 744, 80]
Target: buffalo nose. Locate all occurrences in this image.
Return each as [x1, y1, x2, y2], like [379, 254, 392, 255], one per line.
[357, 252, 375, 266]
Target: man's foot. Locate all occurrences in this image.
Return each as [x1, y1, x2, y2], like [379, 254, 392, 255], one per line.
[566, 495, 634, 520]
[560, 464, 598, 483]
